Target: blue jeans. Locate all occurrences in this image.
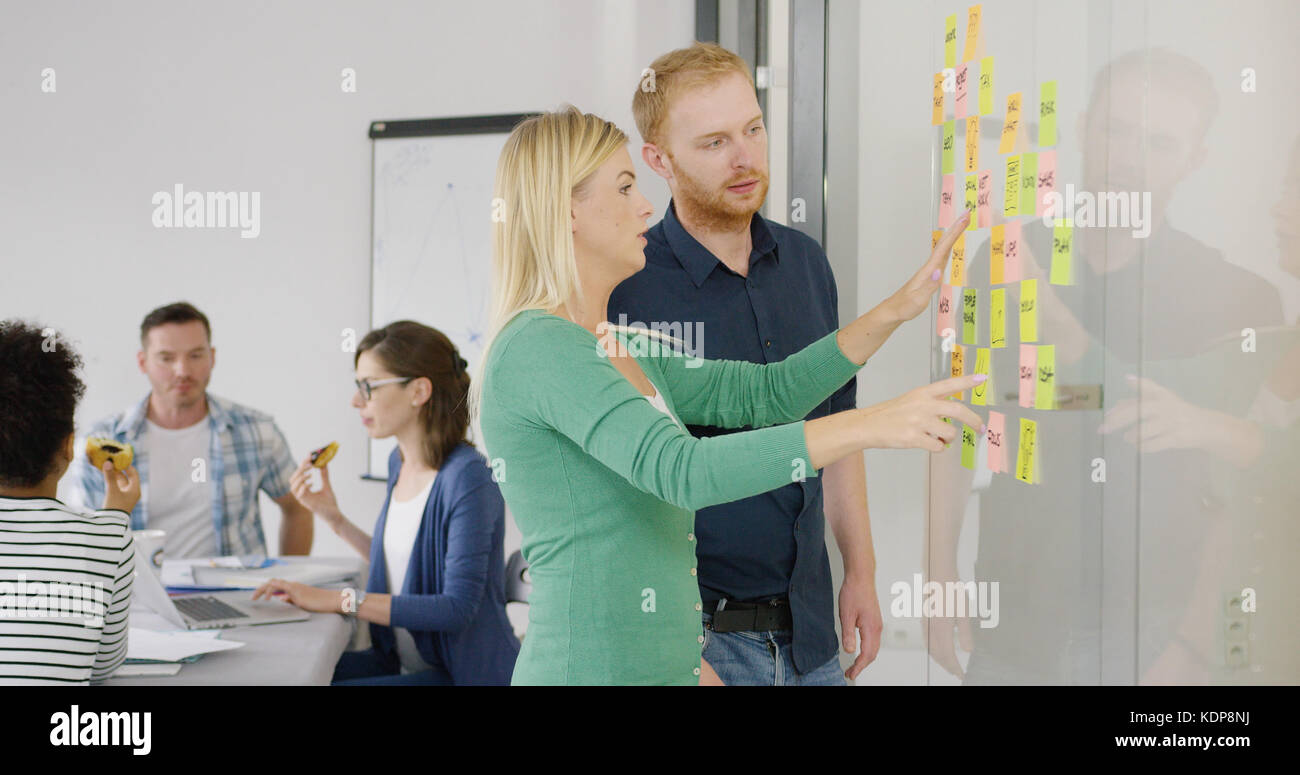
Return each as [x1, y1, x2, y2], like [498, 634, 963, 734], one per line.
[701, 612, 846, 686]
[331, 647, 454, 686]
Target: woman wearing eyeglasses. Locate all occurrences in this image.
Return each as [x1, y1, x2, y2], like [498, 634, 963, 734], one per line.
[253, 320, 519, 685]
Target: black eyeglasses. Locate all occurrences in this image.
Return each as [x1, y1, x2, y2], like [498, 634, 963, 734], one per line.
[355, 377, 413, 401]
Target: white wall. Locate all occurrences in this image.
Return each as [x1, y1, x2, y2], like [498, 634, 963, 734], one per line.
[0, 0, 694, 557]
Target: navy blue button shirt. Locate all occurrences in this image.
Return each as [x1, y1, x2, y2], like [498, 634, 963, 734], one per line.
[608, 199, 855, 674]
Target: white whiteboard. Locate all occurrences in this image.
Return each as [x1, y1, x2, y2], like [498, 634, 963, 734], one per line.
[368, 129, 510, 478]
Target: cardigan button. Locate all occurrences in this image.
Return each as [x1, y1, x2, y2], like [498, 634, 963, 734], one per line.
[690, 567, 697, 576]
[693, 667, 701, 676]
[687, 532, 695, 542]
[695, 602, 702, 611]
[698, 635, 705, 644]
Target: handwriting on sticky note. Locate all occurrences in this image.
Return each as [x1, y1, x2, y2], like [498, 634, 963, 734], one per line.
[1039, 80, 1057, 146]
[962, 287, 978, 345]
[977, 170, 992, 228]
[937, 284, 956, 337]
[987, 410, 1006, 473]
[963, 5, 982, 62]
[990, 287, 1006, 348]
[933, 229, 942, 250]
[1002, 221, 1022, 282]
[998, 92, 1021, 153]
[1016, 417, 1038, 484]
[955, 63, 969, 119]
[1051, 219, 1073, 285]
[1036, 149, 1056, 217]
[964, 174, 978, 231]
[1019, 278, 1038, 342]
[1019, 344, 1036, 408]
[978, 56, 994, 116]
[1018, 152, 1037, 217]
[990, 224, 1005, 284]
[951, 344, 965, 400]
[939, 174, 954, 228]
[965, 115, 979, 171]
[961, 423, 977, 469]
[951, 232, 966, 284]
[1035, 344, 1056, 410]
[1004, 154, 1020, 216]
[933, 72, 945, 126]
[942, 120, 955, 175]
[972, 347, 990, 405]
[945, 14, 957, 68]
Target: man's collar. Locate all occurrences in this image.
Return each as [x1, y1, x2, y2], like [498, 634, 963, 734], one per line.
[662, 198, 778, 288]
[123, 391, 227, 440]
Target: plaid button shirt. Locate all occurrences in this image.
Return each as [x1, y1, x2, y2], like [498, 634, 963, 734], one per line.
[69, 392, 296, 557]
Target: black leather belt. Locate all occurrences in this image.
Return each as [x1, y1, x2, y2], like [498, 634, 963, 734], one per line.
[705, 598, 793, 633]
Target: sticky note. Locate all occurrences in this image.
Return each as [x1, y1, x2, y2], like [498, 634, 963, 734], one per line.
[937, 284, 957, 337]
[1051, 219, 1074, 285]
[1018, 152, 1037, 216]
[1019, 278, 1038, 342]
[942, 120, 955, 175]
[962, 5, 982, 63]
[939, 174, 954, 228]
[986, 410, 1006, 473]
[1039, 80, 1057, 146]
[990, 224, 1005, 284]
[961, 423, 977, 469]
[990, 287, 1006, 348]
[998, 92, 1022, 153]
[945, 14, 957, 68]
[950, 344, 965, 400]
[933, 72, 945, 126]
[971, 347, 990, 405]
[964, 115, 979, 172]
[932, 229, 942, 250]
[1004, 154, 1020, 217]
[1015, 417, 1038, 484]
[977, 169, 992, 228]
[964, 173, 978, 230]
[1002, 221, 1022, 282]
[978, 56, 994, 115]
[962, 287, 978, 345]
[950, 232, 966, 285]
[954, 63, 969, 119]
[1034, 344, 1056, 410]
[1036, 149, 1057, 217]
[1019, 344, 1036, 408]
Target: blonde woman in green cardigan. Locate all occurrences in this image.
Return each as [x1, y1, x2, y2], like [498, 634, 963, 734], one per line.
[475, 106, 984, 685]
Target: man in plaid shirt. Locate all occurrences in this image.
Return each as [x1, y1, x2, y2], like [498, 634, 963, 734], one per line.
[68, 302, 312, 558]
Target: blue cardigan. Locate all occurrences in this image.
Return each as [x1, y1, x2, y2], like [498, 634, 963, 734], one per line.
[366, 442, 519, 685]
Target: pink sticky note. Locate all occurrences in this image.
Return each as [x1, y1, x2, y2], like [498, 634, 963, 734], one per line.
[954, 63, 969, 119]
[977, 170, 992, 228]
[1036, 150, 1057, 217]
[1019, 344, 1037, 408]
[987, 410, 1007, 473]
[939, 174, 955, 228]
[1002, 220, 1022, 282]
[937, 284, 958, 337]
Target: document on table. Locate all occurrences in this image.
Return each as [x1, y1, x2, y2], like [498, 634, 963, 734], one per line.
[126, 628, 245, 662]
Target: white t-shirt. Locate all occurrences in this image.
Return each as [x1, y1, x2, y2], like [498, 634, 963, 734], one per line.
[384, 474, 436, 674]
[144, 417, 217, 559]
[644, 386, 679, 426]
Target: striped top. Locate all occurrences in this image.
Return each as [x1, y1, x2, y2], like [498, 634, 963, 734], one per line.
[0, 496, 135, 685]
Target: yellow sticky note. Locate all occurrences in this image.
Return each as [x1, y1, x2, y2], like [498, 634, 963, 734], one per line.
[998, 92, 1022, 153]
[950, 344, 965, 400]
[950, 232, 966, 285]
[978, 56, 994, 115]
[990, 287, 1006, 348]
[1039, 80, 1057, 146]
[971, 347, 991, 405]
[942, 120, 955, 175]
[962, 287, 978, 345]
[1015, 417, 1038, 484]
[990, 224, 1005, 284]
[964, 173, 977, 231]
[932, 229, 942, 250]
[933, 72, 945, 125]
[1004, 154, 1020, 217]
[962, 5, 982, 63]
[960, 423, 977, 469]
[1034, 344, 1056, 410]
[1051, 220, 1074, 285]
[945, 14, 957, 68]
[1019, 278, 1038, 342]
[965, 116, 979, 172]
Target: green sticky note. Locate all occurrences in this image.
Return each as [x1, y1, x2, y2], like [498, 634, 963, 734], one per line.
[1004, 154, 1020, 216]
[965, 173, 978, 231]
[1051, 220, 1073, 285]
[1034, 344, 1056, 410]
[961, 423, 976, 469]
[990, 287, 1006, 348]
[942, 120, 955, 175]
[1019, 151, 1037, 216]
[979, 56, 994, 115]
[945, 14, 957, 68]
[1039, 80, 1057, 146]
[962, 287, 978, 345]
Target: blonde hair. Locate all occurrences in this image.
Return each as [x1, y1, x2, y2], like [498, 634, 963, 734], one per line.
[632, 41, 755, 148]
[470, 105, 628, 421]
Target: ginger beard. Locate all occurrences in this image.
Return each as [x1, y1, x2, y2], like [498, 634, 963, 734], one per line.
[666, 148, 770, 232]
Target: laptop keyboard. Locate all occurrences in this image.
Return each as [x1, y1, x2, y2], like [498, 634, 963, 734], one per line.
[174, 596, 250, 622]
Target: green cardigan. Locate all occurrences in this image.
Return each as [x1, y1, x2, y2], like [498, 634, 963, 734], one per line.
[479, 309, 861, 685]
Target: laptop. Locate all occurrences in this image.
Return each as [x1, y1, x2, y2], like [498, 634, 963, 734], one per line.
[132, 555, 310, 630]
